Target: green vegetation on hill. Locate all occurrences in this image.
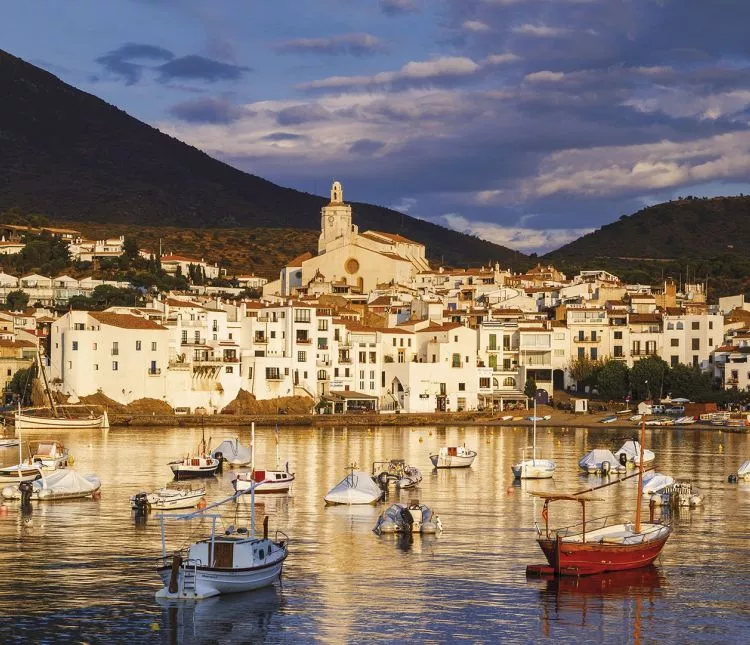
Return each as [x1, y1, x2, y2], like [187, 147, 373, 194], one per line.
[0, 49, 526, 271]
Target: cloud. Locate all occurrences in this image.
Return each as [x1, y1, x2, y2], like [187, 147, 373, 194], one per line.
[381, 0, 419, 16]
[483, 53, 521, 65]
[440, 213, 593, 253]
[511, 24, 569, 38]
[275, 104, 332, 126]
[156, 55, 250, 82]
[463, 20, 491, 33]
[299, 56, 481, 91]
[275, 33, 385, 57]
[168, 97, 248, 124]
[95, 43, 173, 85]
[261, 132, 307, 142]
[349, 139, 386, 155]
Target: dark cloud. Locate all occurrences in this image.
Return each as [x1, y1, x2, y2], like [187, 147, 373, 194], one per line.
[381, 0, 419, 16]
[261, 132, 306, 141]
[169, 97, 248, 124]
[349, 139, 385, 155]
[275, 104, 331, 126]
[275, 33, 385, 57]
[156, 55, 250, 82]
[95, 43, 173, 85]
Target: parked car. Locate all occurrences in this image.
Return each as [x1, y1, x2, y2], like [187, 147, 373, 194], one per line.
[665, 405, 685, 415]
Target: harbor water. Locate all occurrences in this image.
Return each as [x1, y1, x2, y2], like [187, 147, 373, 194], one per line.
[0, 423, 749, 643]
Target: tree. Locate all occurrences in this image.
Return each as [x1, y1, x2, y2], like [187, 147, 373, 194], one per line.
[123, 236, 139, 259]
[6, 290, 29, 311]
[524, 376, 537, 400]
[7, 367, 32, 405]
[596, 360, 630, 400]
[667, 363, 713, 401]
[567, 357, 601, 391]
[630, 356, 670, 401]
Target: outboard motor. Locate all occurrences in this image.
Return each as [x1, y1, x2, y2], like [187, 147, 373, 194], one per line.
[133, 492, 150, 516]
[18, 480, 33, 514]
[619, 452, 628, 467]
[399, 506, 414, 532]
[215, 452, 223, 474]
[729, 474, 738, 483]
[601, 461, 611, 475]
[376, 471, 390, 491]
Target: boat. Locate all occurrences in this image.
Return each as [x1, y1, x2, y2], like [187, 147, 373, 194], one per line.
[0, 438, 19, 448]
[210, 438, 252, 467]
[131, 484, 206, 511]
[372, 459, 422, 489]
[1, 469, 101, 501]
[373, 502, 443, 535]
[578, 449, 625, 475]
[527, 410, 672, 576]
[14, 354, 108, 432]
[673, 416, 696, 425]
[155, 485, 288, 600]
[324, 465, 383, 505]
[396, 464, 422, 489]
[599, 415, 617, 424]
[429, 445, 477, 469]
[642, 473, 702, 507]
[169, 426, 221, 480]
[0, 439, 70, 482]
[232, 424, 295, 494]
[512, 401, 556, 479]
[738, 461, 750, 481]
[614, 440, 655, 468]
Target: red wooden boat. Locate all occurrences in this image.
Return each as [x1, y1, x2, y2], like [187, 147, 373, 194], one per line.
[528, 413, 671, 576]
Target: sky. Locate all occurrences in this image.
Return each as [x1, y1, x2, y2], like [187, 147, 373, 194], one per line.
[4, 0, 750, 254]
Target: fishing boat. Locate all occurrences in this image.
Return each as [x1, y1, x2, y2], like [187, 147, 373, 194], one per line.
[324, 465, 383, 505]
[233, 424, 295, 495]
[373, 502, 443, 535]
[512, 401, 556, 479]
[1, 469, 101, 501]
[527, 411, 672, 576]
[211, 437, 252, 467]
[131, 484, 206, 511]
[578, 449, 625, 475]
[155, 485, 288, 600]
[614, 440, 655, 468]
[14, 354, 108, 432]
[0, 438, 19, 448]
[429, 445, 477, 469]
[169, 426, 221, 480]
[0, 438, 70, 482]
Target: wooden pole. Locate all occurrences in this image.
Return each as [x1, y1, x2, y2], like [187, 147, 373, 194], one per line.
[635, 413, 646, 533]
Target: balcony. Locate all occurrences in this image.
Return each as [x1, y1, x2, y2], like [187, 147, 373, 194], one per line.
[266, 372, 283, 381]
[612, 355, 627, 361]
[193, 358, 223, 366]
[296, 338, 312, 344]
[574, 336, 599, 343]
[339, 358, 352, 364]
[182, 338, 207, 346]
[253, 336, 268, 344]
[631, 350, 657, 357]
[148, 368, 161, 376]
[223, 357, 239, 363]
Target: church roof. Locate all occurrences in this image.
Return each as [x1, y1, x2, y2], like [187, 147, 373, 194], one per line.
[361, 230, 421, 246]
[287, 252, 313, 267]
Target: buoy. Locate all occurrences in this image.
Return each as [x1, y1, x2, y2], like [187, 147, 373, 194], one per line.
[150, 623, 160, 632]
[506, 487, 514, 494]
[428, 431, 433, 436]
[419, 437, 423, 443]
[719, 444, 724, 453]
[197, 498, 207, 509]
[69, 455, 75, 466]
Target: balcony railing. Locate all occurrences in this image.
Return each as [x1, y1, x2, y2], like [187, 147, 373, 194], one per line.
[182, 339, 206, 346]
[296, 338, 312, 344]
[253, 336, 268, 344]
[148, 368, 161, 375]
[574, 336, 599, 343]
[631, 350, 657, 356]
[266, 373, 283, 381]
[223, 357, 239, 363]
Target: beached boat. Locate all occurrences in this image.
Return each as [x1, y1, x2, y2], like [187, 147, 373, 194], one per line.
[614, 440, 655, 468]
[373, 502, 443, 535]
[600, 415, 617, 424]
[528, 412, 672, 576]
[232, 424, 295, 494]
[155, 487, 288, 600]
[210, 438, 252, 467]
[324, 466, 383, 505]
[512, 402, 555, 479]
[429, 445, 477, 469]
[131, 484, 206, 511]
[0, 439, 70, 482]
[673, 416, 696, 425]
[1, 469, 101, 501]
[578, 449, 625, 475]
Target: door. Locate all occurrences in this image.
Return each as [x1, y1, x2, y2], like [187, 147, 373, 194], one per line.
[211, 542, 234, 568]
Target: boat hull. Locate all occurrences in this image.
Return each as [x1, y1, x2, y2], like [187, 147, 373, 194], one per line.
[15, 411, 108, 432]
[170, 463, 220, 480]
[537, 529, 671, 575]
[157, 559, 285, 599]
[512, 460, 555, 479]
[233, 474, 295, 495]
[429, 454, 476, 468]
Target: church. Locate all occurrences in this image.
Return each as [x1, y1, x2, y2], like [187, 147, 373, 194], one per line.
[263, 181, 429, 296]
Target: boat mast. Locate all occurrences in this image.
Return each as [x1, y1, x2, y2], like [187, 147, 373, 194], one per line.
[251, 422, 255, 473]
[17, 402, 22, 480]
[37, 352, 59, 418]
[532, 398, 537, 465]
[275, 424, 280, 469]
[634, 410, 647, 533]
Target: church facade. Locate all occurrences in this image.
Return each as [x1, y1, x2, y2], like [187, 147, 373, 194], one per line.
[264, 181, 429, 296]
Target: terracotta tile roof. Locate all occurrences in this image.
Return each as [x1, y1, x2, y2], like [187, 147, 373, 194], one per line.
[287, 252, 313, 266]
[166, 297, 203, 309]
[629, 313, 661, 324]
[361, 230, 420, 245]
[90, 312, 167, 330]
[0, 339, 36, 348]
[161, 254, 202, 263]
[423, 322, 463, 332]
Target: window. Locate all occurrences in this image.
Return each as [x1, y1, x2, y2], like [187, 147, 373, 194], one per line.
[213, 334, 217, 341]
[359, 351, 366, 362]
[614, 331, 622, 340]
[578, 347, 585, 359]
[93, 343, 97, 350]
[294, 309, 311, 323]
[72, 341, 78, 351]
[369, 370, 375, 379]
[318, 320, 329, 331]
[94, 364, 98, 371]
[709, 338, 713, 347]
[6, 369, 10, 376]
[709, 321, 714, 330]
[452, 353, 461, 367]
[554, 332, 565, 340]
[229, 333, 233, 340]
[270, 331, 276, 339]
[692, 338, 700, 351]
[399, 338, 404, 347]
[590, 348, 598, 360]
[318, 338, 328, 350]
[671, 338, 679, 347]
[296, 330, 309, 343]
[671, 356, 679, 367]
[297, 351, 306, 362]
[74, 323, 84, 331]
[691, 321, 700, 330]
[334, 368, 339, 377]
[318, 369, 327, 380]
[454, 335, 458, 342]
[370, 352, 376, 363]
[488, 334, 497, 350]
[554, 349, 565, 357]
[479, 377, 490, 388]
[182, 330, 188, 343]
[345, 368, 350, 377]
[458, 382, 466, 391]
[503, 377, 516, 387]
[393, 338, 397, 346]
[194, 331, 200, 343]
[591, 330, 597, 341]
[112, 361, 119, 371]
[112, 342, 119, 356]
[266, 367, 281, 380]
[613, 346, 623, 357]
[503, 358, 511, 370]
[136, 340, 142, 351]
[407, 339, 412, 347]
[360, 381, 365, 390]
[225, 366, 233, 373]
[676, 322, 683, 330]
[152, 342, 157, 351]
[360, 370, 365, 379]
[692, 355, 699, 367]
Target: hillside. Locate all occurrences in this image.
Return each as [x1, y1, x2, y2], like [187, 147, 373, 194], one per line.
[0, 49, 527, 271]
[547, 196, 750, 262]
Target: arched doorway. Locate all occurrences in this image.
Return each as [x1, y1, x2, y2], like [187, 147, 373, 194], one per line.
[553, 369, 565, 391]
[391, 377, 405, 409]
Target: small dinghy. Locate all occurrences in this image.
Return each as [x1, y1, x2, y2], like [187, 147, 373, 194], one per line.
[372, 460, 422, 489]
[578, 449, 625, 475]
[736, 460, 750, 481]
[373, 502, 443, 535]
[1, 469, 100, 501]
[429, 445, 477, 469]
[211, 438, 251, 467]
[131, 484, 206, 511]
[615, 440, 655, 467]
[600, 415, 617, 424]
[642, 472, 675, 501]
[674, 416, 696, 425]
[324, 466, 383, 505]
[513, 401, 556, 479]
[643, 474, 703, 507]
[0, 439, 70, 482]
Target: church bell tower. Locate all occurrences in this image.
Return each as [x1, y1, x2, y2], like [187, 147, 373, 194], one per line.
[319, 180, 356, 253]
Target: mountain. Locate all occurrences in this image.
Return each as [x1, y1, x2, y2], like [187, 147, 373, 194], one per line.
[547, 196, 750, 262]
[0, 49, 528, 270]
